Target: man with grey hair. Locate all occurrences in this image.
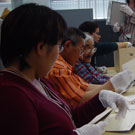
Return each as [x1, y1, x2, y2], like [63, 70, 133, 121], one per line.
[47, 27, 133, 108]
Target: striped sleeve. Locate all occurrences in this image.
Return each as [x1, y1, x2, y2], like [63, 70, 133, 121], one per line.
[47, 67, 88, 107]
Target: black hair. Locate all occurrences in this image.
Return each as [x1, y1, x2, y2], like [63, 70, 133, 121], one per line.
[126, 0, 135, 4]
[0, 3, 67, 70]
[79, 21, 99, 35]
[62, 27, 85, 46]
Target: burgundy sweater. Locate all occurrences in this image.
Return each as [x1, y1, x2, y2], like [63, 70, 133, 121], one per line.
[0, 71, 105, 135]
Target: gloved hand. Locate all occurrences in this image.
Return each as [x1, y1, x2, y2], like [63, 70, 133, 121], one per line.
[74, 121, 107, 135]
[126, 42, 132, 48]
[120, 5, 134, 16]
[96, 66, 108, 74]
[99, 90, 129, 119]
[117, 42, 133, 48]
[113, 22, 120, 32]
[110, 70, 133, 93]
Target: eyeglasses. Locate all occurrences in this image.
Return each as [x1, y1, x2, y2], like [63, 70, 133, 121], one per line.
[84, 47, 97, 55]
[91, 48, 97, 53]
[80, 47, 97, 56]
[95, 32, 100, 35]
[79, 44, 86, 56]
[58, 45, 64, 53]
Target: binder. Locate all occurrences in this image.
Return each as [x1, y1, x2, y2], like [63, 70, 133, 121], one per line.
[106, 1, 126, 26]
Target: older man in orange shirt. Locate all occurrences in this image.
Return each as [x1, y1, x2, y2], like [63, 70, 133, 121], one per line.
[47, 27, 133, 107]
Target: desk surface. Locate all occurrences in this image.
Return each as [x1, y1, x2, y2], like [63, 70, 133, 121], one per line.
[103, 68, 135, 135]
[105, 67, 117, 77]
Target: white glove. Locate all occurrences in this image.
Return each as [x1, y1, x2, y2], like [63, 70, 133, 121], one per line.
[74, 121, 107, 135]
[113, 22, 120, 32]
[110, 70, 133, 93]
[99, 90, 129, 119]
[120, 5, 134, 16]
[126, 42, 132, 48]
[96, 66, 108, 74]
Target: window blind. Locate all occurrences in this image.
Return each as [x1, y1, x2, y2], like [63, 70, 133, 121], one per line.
[51, 0, 126, 19]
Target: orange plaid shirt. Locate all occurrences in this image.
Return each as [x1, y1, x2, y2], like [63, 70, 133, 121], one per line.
[47, 54, 88, 107]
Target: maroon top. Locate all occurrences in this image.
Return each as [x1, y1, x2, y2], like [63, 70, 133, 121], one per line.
[0, 71, 105, 135]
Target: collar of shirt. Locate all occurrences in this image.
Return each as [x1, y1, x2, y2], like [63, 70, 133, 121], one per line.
[58, 54, 74, 71]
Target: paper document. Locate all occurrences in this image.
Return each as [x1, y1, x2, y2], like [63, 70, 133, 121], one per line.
[104, 110, 135, 131]
[89, 94, 135, 131]
[89, 95, 135, 132]
[125, 95, 135, 110]
[122, 58, 135, 78]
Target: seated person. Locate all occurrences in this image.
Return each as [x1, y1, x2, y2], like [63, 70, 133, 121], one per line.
[79, 21, 132, 67]
[0, 4, 129, 135]
[47, 27, 133, 107]
[74, 33, 110, 84]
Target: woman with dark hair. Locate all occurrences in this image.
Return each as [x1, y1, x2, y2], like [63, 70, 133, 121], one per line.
[113, 0, 135, 45]
[0, 3, 129, 135]
[79, 21, 131, 67]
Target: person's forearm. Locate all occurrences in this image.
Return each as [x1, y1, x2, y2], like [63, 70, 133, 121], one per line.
[117, 42, 127, 48]
[86, 83, 101, 91]
[80, 81, 114, 102]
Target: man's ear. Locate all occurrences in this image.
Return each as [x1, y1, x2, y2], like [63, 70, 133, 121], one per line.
[36, 42, 47, 56]
[64, 40, 72, 49]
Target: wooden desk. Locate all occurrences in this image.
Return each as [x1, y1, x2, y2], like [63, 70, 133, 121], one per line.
[105, 67, 117, 77]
